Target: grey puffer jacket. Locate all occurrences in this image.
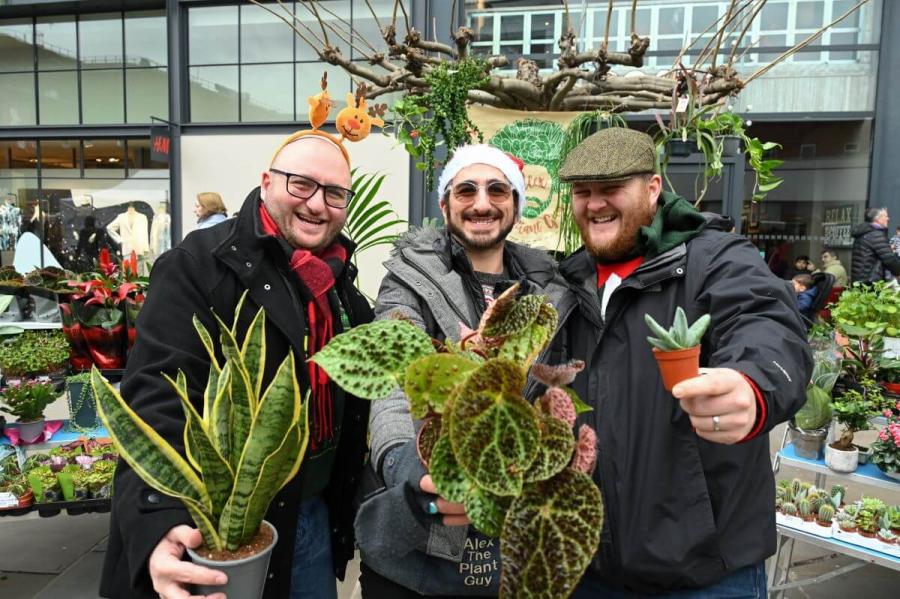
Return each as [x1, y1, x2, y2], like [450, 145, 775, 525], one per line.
[356, 227, 568, 597]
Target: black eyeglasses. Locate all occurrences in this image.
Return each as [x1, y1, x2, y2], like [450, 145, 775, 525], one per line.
[269, 168, 355, 209]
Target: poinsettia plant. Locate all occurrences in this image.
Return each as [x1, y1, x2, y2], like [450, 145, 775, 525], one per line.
[312, 284, 602, 598]
[66, 249, 147, 329]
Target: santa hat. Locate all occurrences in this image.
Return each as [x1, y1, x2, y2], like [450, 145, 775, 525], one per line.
[437, 144, 527, 215]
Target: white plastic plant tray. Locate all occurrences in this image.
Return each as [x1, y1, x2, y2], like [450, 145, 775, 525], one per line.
[833, 526, 900, 558]
[776, 512, 833, 538]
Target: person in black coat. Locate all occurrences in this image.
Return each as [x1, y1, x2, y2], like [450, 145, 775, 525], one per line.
[99, 135, 373, 599]
[850, 207, 900, 284]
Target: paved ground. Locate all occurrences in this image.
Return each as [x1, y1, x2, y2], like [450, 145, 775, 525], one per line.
[1, 408, 898, 597]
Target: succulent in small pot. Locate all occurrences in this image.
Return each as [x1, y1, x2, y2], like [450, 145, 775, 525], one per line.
[644, 308, 711, 391]
[877, 528, 897, 544]
[781, 501, 798, 517]
[886, 505, 900, 534]
[838, 517, 857, 533]
[855, 498, 885, 537]
[798, 498, 814, 522]
[0, 380, 56, 444]
[817, 504, 835, 527]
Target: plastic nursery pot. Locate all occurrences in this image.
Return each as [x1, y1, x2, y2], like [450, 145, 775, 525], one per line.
[666, 139, 694, 157]
[17, 489, 33, 508]
[815, 519, 832, 528]
[824, 443, 859, 473]
[81, 324, 126, 370]
[187, 520, 278, 599]
[788, 421, 828, 460]
[15, 419, 45, 444]
[652, 346, 701, 392]
[719, 135, 741, 156]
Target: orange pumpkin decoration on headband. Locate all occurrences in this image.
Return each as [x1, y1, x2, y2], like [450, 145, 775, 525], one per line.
[335, 88, 384, 143]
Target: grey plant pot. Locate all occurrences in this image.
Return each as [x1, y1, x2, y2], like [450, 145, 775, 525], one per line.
[186, 520, 278, 599]
[16, 419, 45, 444]
[788, 421, 827, 460]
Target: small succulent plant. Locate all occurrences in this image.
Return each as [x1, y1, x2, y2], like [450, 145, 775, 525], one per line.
[782, 501, 798, 516]
[876, 528, 896, 543]
[644, 307, 711, 351]
[830, 484, 846, 501]
[798, 498, 812, 519]
[818, 504, 835, 524]
[838, 517, 857, 531]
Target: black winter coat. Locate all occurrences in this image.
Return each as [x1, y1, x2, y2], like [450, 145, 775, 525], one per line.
[99, 190, 373, 598]
[850, 222, 900, 283]
[541, 229, 811, 593]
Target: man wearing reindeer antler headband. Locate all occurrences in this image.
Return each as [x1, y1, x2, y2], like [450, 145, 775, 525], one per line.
[100, 77, 379, 599]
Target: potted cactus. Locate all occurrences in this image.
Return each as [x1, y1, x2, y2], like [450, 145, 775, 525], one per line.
[817, 503, 835, 528]
[877, 513, 897, 545]
[644, 308, 711, 391]
[92, 299, 308, 599]
[855, 497, 885, 537]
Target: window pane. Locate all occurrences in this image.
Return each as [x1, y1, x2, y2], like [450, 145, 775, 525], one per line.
[691, 6, 719, 34]
[0, 140, 38, 178]
[624, 9, 651, 34]
[189, 65, 239, 122]
[188, 6, 238, 65]
[471, 15, 493, 42]
[80, 13, 123, 69]
[593, 11, 618, 39]
[84, 139, 125, 178]
[757, 34, 786, 62]
[36, 16, 77, 70]
[296, 63, 350, 123]
[658, 7, 684, 35]
[126, 138, 168, 175]
[126, 68, 168, 123]
[39, 140, 80, 179]
[500, 15, 523, 41]
[531, 13, 555, 40]
[0, 19, 34, 72]
[241, 2, 294, 63]
[830, 31, 858, 61]
[125, 10, 167, 67]
[82, 69, 124, 124]
[796, 1, 824, 29]
[295, 1, 350, 61]
[760, 3, 788, 30]
[241, 64, 293, 121]
[0, 73, 36, 126]
[38, 70, 78, 124]
[657, 38, 683, 53]
[833, 0, 860, 28]
[346, 0, 385, 61]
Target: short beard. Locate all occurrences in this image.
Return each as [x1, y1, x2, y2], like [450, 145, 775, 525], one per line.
[444, 208, 515, 252]
[579, 199, 656, 264]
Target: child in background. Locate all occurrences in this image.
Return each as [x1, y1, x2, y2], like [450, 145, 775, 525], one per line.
[792, 273, 818, 319]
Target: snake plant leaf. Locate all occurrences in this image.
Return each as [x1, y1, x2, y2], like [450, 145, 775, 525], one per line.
[673, 307, 689, 345]
[686, 313, 711, 347]
[483, 295, 544, 338]
[465, 486, 511, 538]
[501, 469, 604, 599]
[524, 414, 575, 483]
[219, 353, 301, 549]
[210, 362, 234, 464]
[192, 315, 220, 374]
[212, 310, 256, 429]
[311, 319, 435, 400]
[404, 353, 479, 418]
[90, 367, 220, 549]
[448, 359, 540, 497]
[429, 432, 472, 504]
[275, 399, 310, 493]
[241, 308, 267, 400]
[202, 366, 219, 424]
[165, 372, 234, 522]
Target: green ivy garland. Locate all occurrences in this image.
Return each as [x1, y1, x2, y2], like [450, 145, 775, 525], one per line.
[392, 58, 490, 191]
[64, 372, 99, 433]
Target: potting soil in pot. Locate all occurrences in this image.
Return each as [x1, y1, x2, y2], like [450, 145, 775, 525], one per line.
[193, 523, 275, 562]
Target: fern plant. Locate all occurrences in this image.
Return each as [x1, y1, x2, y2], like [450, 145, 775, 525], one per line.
[644, 307, 711, 351]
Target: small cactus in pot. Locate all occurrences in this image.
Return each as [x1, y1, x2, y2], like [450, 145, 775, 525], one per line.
[644, 307, 711, 391]
[782, 501, 798, 517]
[817, 504, 835, 526]
[798, 498, 813, 521]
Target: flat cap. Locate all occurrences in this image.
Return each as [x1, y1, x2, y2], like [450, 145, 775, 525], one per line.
[558, 127, 657, 183]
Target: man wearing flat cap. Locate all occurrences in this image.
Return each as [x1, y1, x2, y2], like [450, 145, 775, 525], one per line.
[547, 127, 811, 597]
[355, 144, 568, 597]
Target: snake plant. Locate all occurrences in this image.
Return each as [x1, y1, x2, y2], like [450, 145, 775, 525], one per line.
[644, 307, 711, 351]
[92, 296, 309, 552]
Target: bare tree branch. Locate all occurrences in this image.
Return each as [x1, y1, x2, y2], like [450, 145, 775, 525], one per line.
[711, 0, 739, 69]
[727, 0, 768, 68]
[550, 75, 577, 110]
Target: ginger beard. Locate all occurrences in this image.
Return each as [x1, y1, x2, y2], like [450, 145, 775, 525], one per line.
[573, 177, 658, 264]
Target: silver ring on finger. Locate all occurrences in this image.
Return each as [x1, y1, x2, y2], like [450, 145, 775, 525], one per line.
[712, 415, 721, 432]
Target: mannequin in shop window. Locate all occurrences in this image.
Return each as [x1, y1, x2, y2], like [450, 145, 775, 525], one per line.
[106, 203, 150, 264]
[194, 192, 229, 229]
[0, 194, 21, 253]
[149, 201, 171, 261]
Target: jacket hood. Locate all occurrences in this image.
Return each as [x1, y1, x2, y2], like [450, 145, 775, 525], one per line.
[391, 225, 445, 254]
[700, 212, 734, 232]
[851, 222, 879, 238]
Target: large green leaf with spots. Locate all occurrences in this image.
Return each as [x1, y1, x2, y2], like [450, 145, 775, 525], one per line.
[524, 415, 575, 483]
[500, 469, 603, 598]
[483, 294, 545, 338]
[311, 319, 435, 400]
[448, 359, 540, 496]
[466, 486, 511, 538]
[497, 302, 557, 368]
[405, 353, 479, 418]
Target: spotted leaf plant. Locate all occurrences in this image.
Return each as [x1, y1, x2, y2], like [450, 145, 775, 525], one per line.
[312, 284, 602, 598]
[90, 295, 309, 554]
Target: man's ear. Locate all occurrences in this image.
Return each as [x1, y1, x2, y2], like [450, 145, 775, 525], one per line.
[259, 170, 271, 200]
[647, 174, 663, 207]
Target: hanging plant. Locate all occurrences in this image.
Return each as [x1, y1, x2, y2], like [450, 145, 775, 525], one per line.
[392, 58, 490, 191]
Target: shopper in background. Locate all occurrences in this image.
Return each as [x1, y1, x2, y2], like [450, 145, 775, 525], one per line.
[792, 273, 818, 320]
[817, 250, 848, 288]
[551, 126, 810, 597]
[850, 207, 900, 284]
[890, 225, 900, 256]
[100, 133, 372, 599]
[194, 191, 229, 228]
[356, 144, 567, 598]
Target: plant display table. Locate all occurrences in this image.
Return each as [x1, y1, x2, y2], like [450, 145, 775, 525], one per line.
[0, 421, 111, 518]
[770, 442, 900, 597]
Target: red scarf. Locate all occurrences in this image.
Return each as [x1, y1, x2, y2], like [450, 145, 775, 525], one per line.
[596, 256, 644, 287]
[259, 204, 347, 448]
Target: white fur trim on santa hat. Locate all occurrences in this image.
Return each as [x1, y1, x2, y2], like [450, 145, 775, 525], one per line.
[437, 144, 527, 215]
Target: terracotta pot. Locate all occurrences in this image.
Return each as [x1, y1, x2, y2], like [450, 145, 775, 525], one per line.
[815, 519, 832, 528]
[17, 489, 34, 508]
[859, 529, 876, 538]
[652, 346, 701, 391]
[416, 416, 442, 468]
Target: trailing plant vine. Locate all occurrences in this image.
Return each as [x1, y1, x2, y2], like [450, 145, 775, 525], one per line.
[392, 58, 490, 191]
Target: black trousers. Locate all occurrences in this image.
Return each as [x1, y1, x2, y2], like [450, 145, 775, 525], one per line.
[359, 562, 481, 599]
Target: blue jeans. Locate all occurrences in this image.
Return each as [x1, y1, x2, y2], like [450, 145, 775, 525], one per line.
[290, 495, 337, 599]
[572, 563, 766, 599]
